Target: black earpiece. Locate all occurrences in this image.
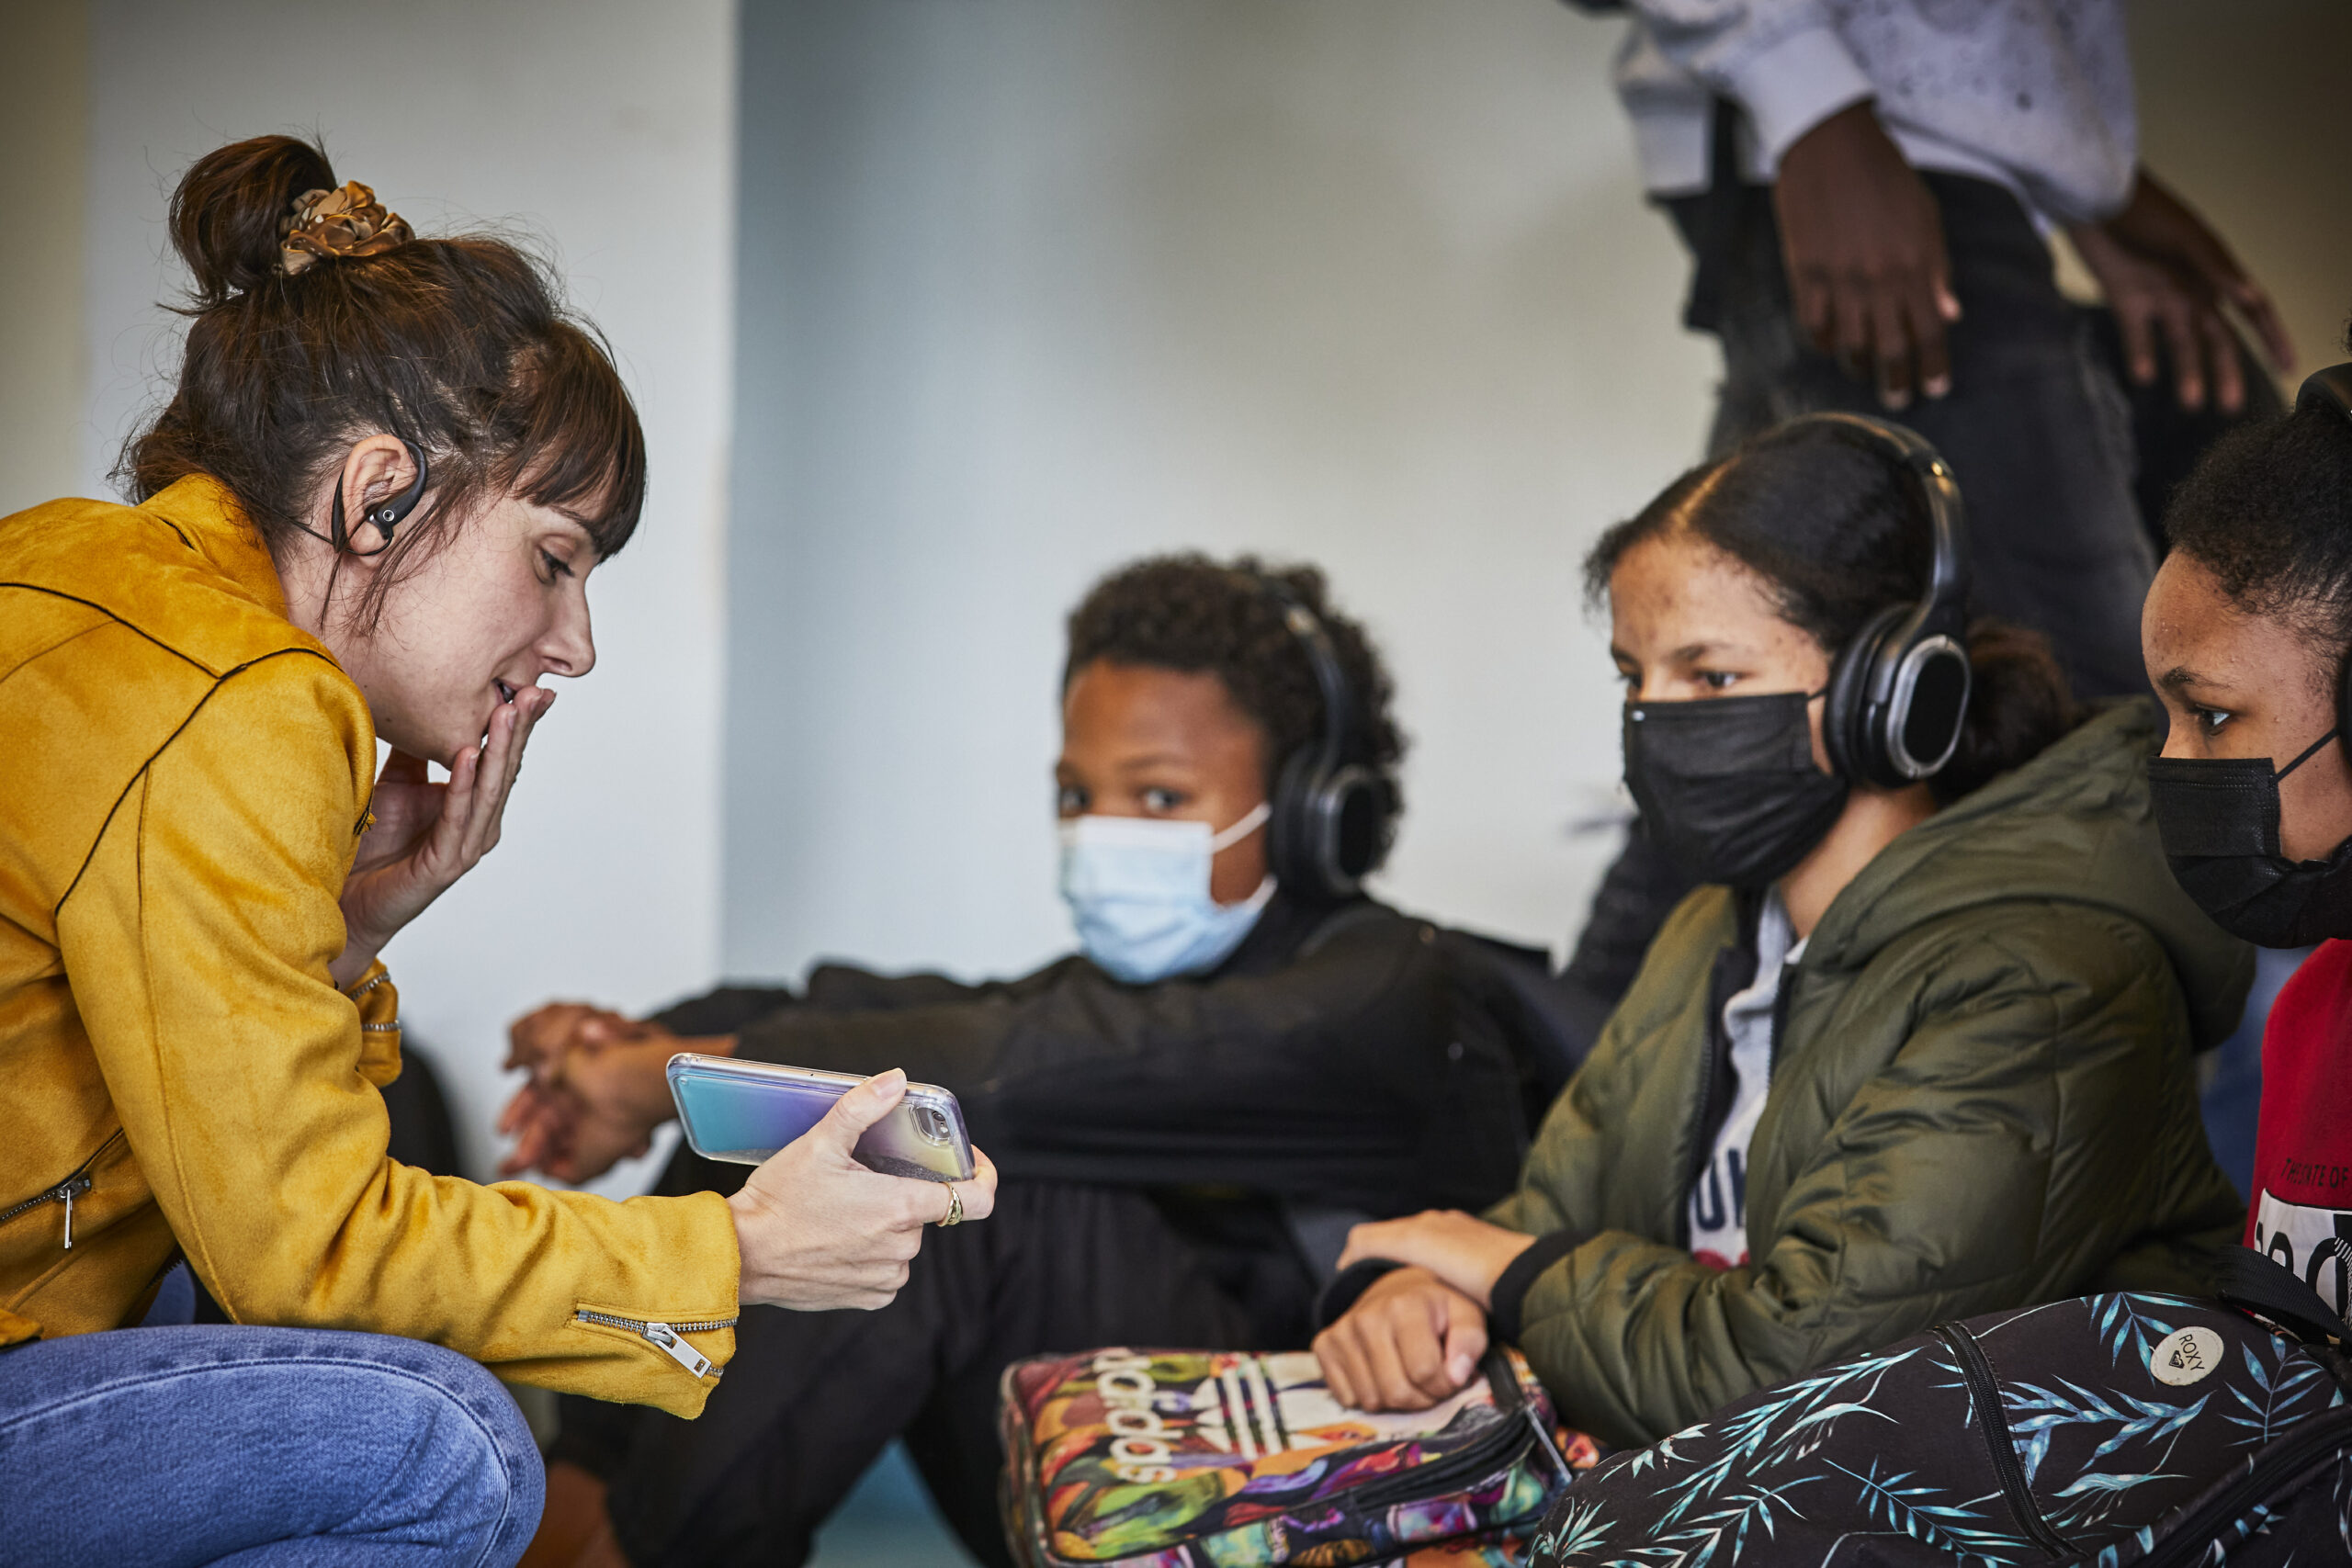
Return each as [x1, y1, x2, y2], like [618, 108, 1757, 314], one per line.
[1806, 413, 1975, 789]
[329, 438, 430, 557]
[1246, 576, 1396, 901]
[2295, 365, 2352, 752]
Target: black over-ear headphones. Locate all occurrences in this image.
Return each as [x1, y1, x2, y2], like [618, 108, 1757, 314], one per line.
[2293, 363, 2352, 750]
[325, 438, 430, 556]
[1803, 413, 1976, 789]
[1247, 575, 1396, 900]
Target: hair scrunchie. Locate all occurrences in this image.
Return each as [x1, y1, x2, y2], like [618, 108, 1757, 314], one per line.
[277, 181, 413, 276]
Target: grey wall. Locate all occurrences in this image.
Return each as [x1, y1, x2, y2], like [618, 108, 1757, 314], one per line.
[2128, 1, 2352, 375]
[722, 0, 1716, 985]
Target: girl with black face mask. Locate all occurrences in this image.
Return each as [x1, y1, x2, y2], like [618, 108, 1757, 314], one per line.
[2142, 363, 2352, 1324]
[1311, 417, 2247, 1452]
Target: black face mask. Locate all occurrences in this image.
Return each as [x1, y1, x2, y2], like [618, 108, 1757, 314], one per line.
[1623, 691, 1850, 889]
[2147, 729, 2352, 948]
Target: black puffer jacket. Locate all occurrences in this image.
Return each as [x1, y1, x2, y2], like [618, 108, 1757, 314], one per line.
[654, 893, 1573, 1250]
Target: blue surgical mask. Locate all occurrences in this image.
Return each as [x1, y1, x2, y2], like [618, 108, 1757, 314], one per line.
[1059, 803, 1275, 984]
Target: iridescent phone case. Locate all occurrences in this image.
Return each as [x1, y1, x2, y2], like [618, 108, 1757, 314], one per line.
[665, 1054, 976, 1182]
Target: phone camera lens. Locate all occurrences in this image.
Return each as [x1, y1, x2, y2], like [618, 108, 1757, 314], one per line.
[913, 1106, 950, 1145]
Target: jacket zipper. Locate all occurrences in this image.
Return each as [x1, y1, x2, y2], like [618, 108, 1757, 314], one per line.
[1677, 944, 1746, 1251]
[0, 1130, 127, 1251]
[573, 1308, 738, 1379]
[1936, 1323, 2071, 1558]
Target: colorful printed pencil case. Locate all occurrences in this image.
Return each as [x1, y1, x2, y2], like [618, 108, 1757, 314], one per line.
[1000, 1342, 1598, 1567]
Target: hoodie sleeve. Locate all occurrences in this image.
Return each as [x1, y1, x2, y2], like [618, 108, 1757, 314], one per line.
[1502, 908, 2243, 1449]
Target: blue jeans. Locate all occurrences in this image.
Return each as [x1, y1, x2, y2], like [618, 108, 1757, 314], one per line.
[0, 1318, 543, 1566]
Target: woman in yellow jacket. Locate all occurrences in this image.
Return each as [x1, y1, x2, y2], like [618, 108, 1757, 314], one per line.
[0, 136, 995, 1566]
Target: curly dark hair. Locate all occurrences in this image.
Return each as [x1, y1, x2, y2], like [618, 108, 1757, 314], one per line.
[2163, 390, 2352, 691]
[1063, 552, 1406, 833]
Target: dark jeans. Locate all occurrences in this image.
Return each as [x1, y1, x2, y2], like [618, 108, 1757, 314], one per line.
[555, 1179, 1292, 1568]
[1561, 172, 2154, 1027]
[1672, 171, 2154, 703]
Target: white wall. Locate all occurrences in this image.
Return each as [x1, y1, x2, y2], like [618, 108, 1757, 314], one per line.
[81, 0, 738, 1183]
[720, 0, 1716, 988]
[0, 0, 89, 515]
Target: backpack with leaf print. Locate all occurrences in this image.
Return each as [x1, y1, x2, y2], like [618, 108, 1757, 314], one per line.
[1528, 1248, 2352, 1566]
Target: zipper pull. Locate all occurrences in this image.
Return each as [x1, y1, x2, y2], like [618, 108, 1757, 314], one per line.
[58, 1175, 92, 1251]
[639, 1322, 713, 1380]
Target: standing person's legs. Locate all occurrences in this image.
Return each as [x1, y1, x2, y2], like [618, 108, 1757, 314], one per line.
[578, 1182, 1264, 1568]
[1699, 172, 2154, 701]
[0, 1323, 543, 1567]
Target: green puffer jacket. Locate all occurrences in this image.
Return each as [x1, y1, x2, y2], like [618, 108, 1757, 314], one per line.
[1486, 700, 2249, 1449]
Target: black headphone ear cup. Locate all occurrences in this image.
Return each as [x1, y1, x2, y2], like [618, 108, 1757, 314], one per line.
[1268, 748, 1319, 893]
[1318, 764, 1387, 894]
[1824, 604, 1905, 784]
[1891, 639, 1972, 780]
[1268, 752, 1393, 900]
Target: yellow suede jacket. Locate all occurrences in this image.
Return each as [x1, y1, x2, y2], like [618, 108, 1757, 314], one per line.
[0, 478, 739, 1416]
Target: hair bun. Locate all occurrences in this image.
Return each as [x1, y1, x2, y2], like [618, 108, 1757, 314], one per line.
[169, 134, 338, 306]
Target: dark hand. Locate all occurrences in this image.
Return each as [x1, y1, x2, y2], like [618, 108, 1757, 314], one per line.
[1774, 100, 1961, 410]
[2066, 168, 2293, 413]
[497, 1008, 734, 1181]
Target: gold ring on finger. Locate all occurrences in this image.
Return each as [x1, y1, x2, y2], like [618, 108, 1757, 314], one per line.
[936, 1183, 964, 1228]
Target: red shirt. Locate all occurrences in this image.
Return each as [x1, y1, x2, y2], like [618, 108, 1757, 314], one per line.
[2248, 938, 2352, 1321]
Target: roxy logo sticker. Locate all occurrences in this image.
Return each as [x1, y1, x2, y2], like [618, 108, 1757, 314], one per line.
[2150, 1326, 2222, 1387]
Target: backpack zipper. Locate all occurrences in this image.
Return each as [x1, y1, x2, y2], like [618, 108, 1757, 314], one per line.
[2138, 1404, 2352, 1568]
[1350, 1416, 1542, 1508]
[1936, 1323, 2071, 1559]
[0, 1130, 127, 1251]
[1349, 1352, 1566, 1509]
[572, 1309, 737, 1380]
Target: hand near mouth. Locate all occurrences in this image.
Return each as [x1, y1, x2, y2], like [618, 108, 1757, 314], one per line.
[329, 683, 554, 987]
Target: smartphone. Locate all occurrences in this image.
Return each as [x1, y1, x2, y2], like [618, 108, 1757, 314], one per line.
[665, 1055, 976, 1182]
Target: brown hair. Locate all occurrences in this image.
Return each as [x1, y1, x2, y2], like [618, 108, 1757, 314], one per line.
[121, 135, 646, 623]
[1586, 419, 2081, 804]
